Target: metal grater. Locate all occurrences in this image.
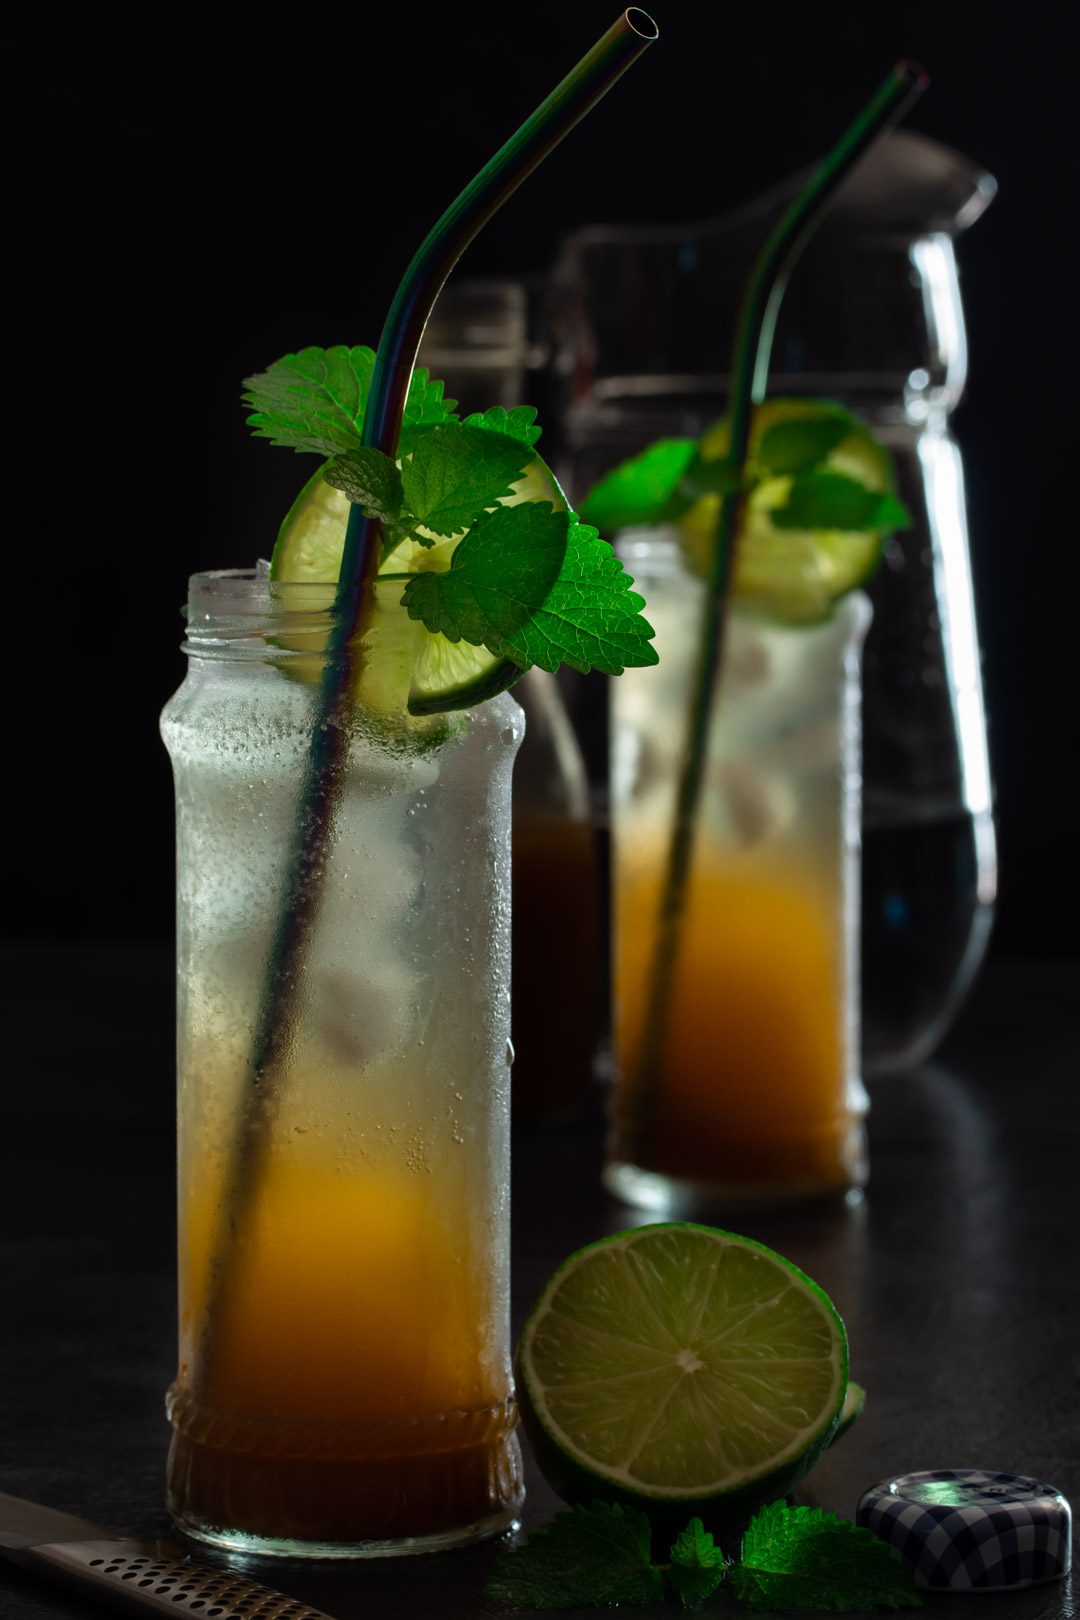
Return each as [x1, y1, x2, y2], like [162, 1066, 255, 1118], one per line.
[0, 1491, 337, 1619]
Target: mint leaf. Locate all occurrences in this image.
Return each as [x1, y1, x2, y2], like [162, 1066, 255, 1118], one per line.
[681, 453, 746, 499]
[462, 404, 542, 448]
[730, 1502, 922, 1613]
[578, 439, 697, 531]
[402, 510, 657, 678]
[323, 448, 403, 524]
[402, 501, 569, 649]
[399, 422, 531, 538]
[402, 365, 458, 427]
[485, 1501, 664, 1611]
[505, 519, 659, 676]
[756, 414, 853, 476]
[242, 346, 458, 456]
[243, 345, 376, 456]
[772, 471, 910, 533]
[668, 1517, 729, 1609]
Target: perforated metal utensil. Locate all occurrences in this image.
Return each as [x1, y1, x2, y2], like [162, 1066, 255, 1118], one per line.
[0, 1491, 337, 1619]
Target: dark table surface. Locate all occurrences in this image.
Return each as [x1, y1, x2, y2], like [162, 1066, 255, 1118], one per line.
[1, 944, 1076, 1620]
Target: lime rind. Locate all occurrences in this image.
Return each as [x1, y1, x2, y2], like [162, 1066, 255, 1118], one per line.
[517, 1222, 848, 1526]
[830, 1378, 866, 1445]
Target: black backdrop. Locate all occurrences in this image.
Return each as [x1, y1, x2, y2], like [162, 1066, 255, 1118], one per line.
[9, 0, 1076, 956]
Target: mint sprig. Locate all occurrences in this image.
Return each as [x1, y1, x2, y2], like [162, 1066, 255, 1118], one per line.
[244, 345, 658, 683]
[579, 403, 912, 541]
[486, 1499, 922, 1613]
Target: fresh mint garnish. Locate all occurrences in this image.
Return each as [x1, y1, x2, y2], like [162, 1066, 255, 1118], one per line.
[246, 345, 658, 684]
[402, 502, 568, 647]
[398, 421, 530, 539]
[668, 1517, 729, 1609]
[242, 345, 458, 456]
[756, 413, 852, 476]
[578, 438, 697, 531]
[730, 1502, 922, 1613]
[486, 1498, 921, 1613]
[462, 404, 543, 447]
[504, 518, 659, 675]
[680, 453, 745, 499]
[771, 471, 910, 533]
[323, 447, 403, 527]
[485, 1502, 664, 1611]
[579, 404, 911, 543]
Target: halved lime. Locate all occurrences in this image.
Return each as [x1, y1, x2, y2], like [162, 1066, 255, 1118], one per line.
[270, 451, 569, 715]
[516, 1223, 848, 1532]
[680, 398, 898, 623]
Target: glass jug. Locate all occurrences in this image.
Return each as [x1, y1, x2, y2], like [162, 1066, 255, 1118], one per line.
[550, 131, 998, 1074]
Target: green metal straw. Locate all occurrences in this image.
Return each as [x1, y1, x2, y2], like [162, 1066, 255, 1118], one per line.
[195, 9, 658, 1395]
[628, 61, 927, 1123]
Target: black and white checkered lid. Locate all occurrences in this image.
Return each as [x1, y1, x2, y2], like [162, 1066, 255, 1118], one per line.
[857, 1469, 1071, 1592]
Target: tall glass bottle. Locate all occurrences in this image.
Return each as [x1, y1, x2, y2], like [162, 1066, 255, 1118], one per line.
[161, 569, 524, 1557]
[551, 131, 997, 1073]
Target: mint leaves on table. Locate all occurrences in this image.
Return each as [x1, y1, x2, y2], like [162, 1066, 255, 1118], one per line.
[578, 401, 912, 539]
[667, 1517, 730, 1608]
[485, 1499, 922, 1613]
[242, 345, 658, 680]
[731, 1503, 923, 1613]
[485, 1502, 665, 1610]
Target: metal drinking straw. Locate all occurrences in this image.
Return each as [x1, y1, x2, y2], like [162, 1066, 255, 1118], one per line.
[630, 61, 928, 1115]
[194, 9, 658, 1394]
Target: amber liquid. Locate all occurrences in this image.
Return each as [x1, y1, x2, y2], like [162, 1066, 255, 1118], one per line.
[167, 1148, 522, 1551]
[611, 855, 860, 1199]
[511, 817, 599, 1119]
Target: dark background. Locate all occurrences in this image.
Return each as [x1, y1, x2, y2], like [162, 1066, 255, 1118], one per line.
[9, 0, 1076, 956]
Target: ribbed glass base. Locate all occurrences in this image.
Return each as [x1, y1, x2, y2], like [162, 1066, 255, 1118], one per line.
[166, 1394, 524, 1559]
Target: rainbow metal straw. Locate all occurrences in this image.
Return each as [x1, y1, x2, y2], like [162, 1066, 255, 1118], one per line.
[630, 61, 927, 1114]
[196, 10, 658, 1393]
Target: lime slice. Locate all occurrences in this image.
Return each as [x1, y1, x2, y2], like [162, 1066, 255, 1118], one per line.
[270, 451, 569, 715]
[516, 1222, 848, 1532]
[680, 398, 897, 624]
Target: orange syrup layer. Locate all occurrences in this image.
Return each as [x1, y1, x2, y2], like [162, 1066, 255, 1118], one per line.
[614, 858, 853, 1185]
[171, 1149, 519, 1542]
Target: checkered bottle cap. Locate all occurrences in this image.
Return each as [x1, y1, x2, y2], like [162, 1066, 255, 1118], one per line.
[857, 1468, 1071, 1591]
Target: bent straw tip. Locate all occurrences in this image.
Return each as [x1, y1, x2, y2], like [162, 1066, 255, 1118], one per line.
[894, 58, 930, 92]
[624, 7, 660, 40]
